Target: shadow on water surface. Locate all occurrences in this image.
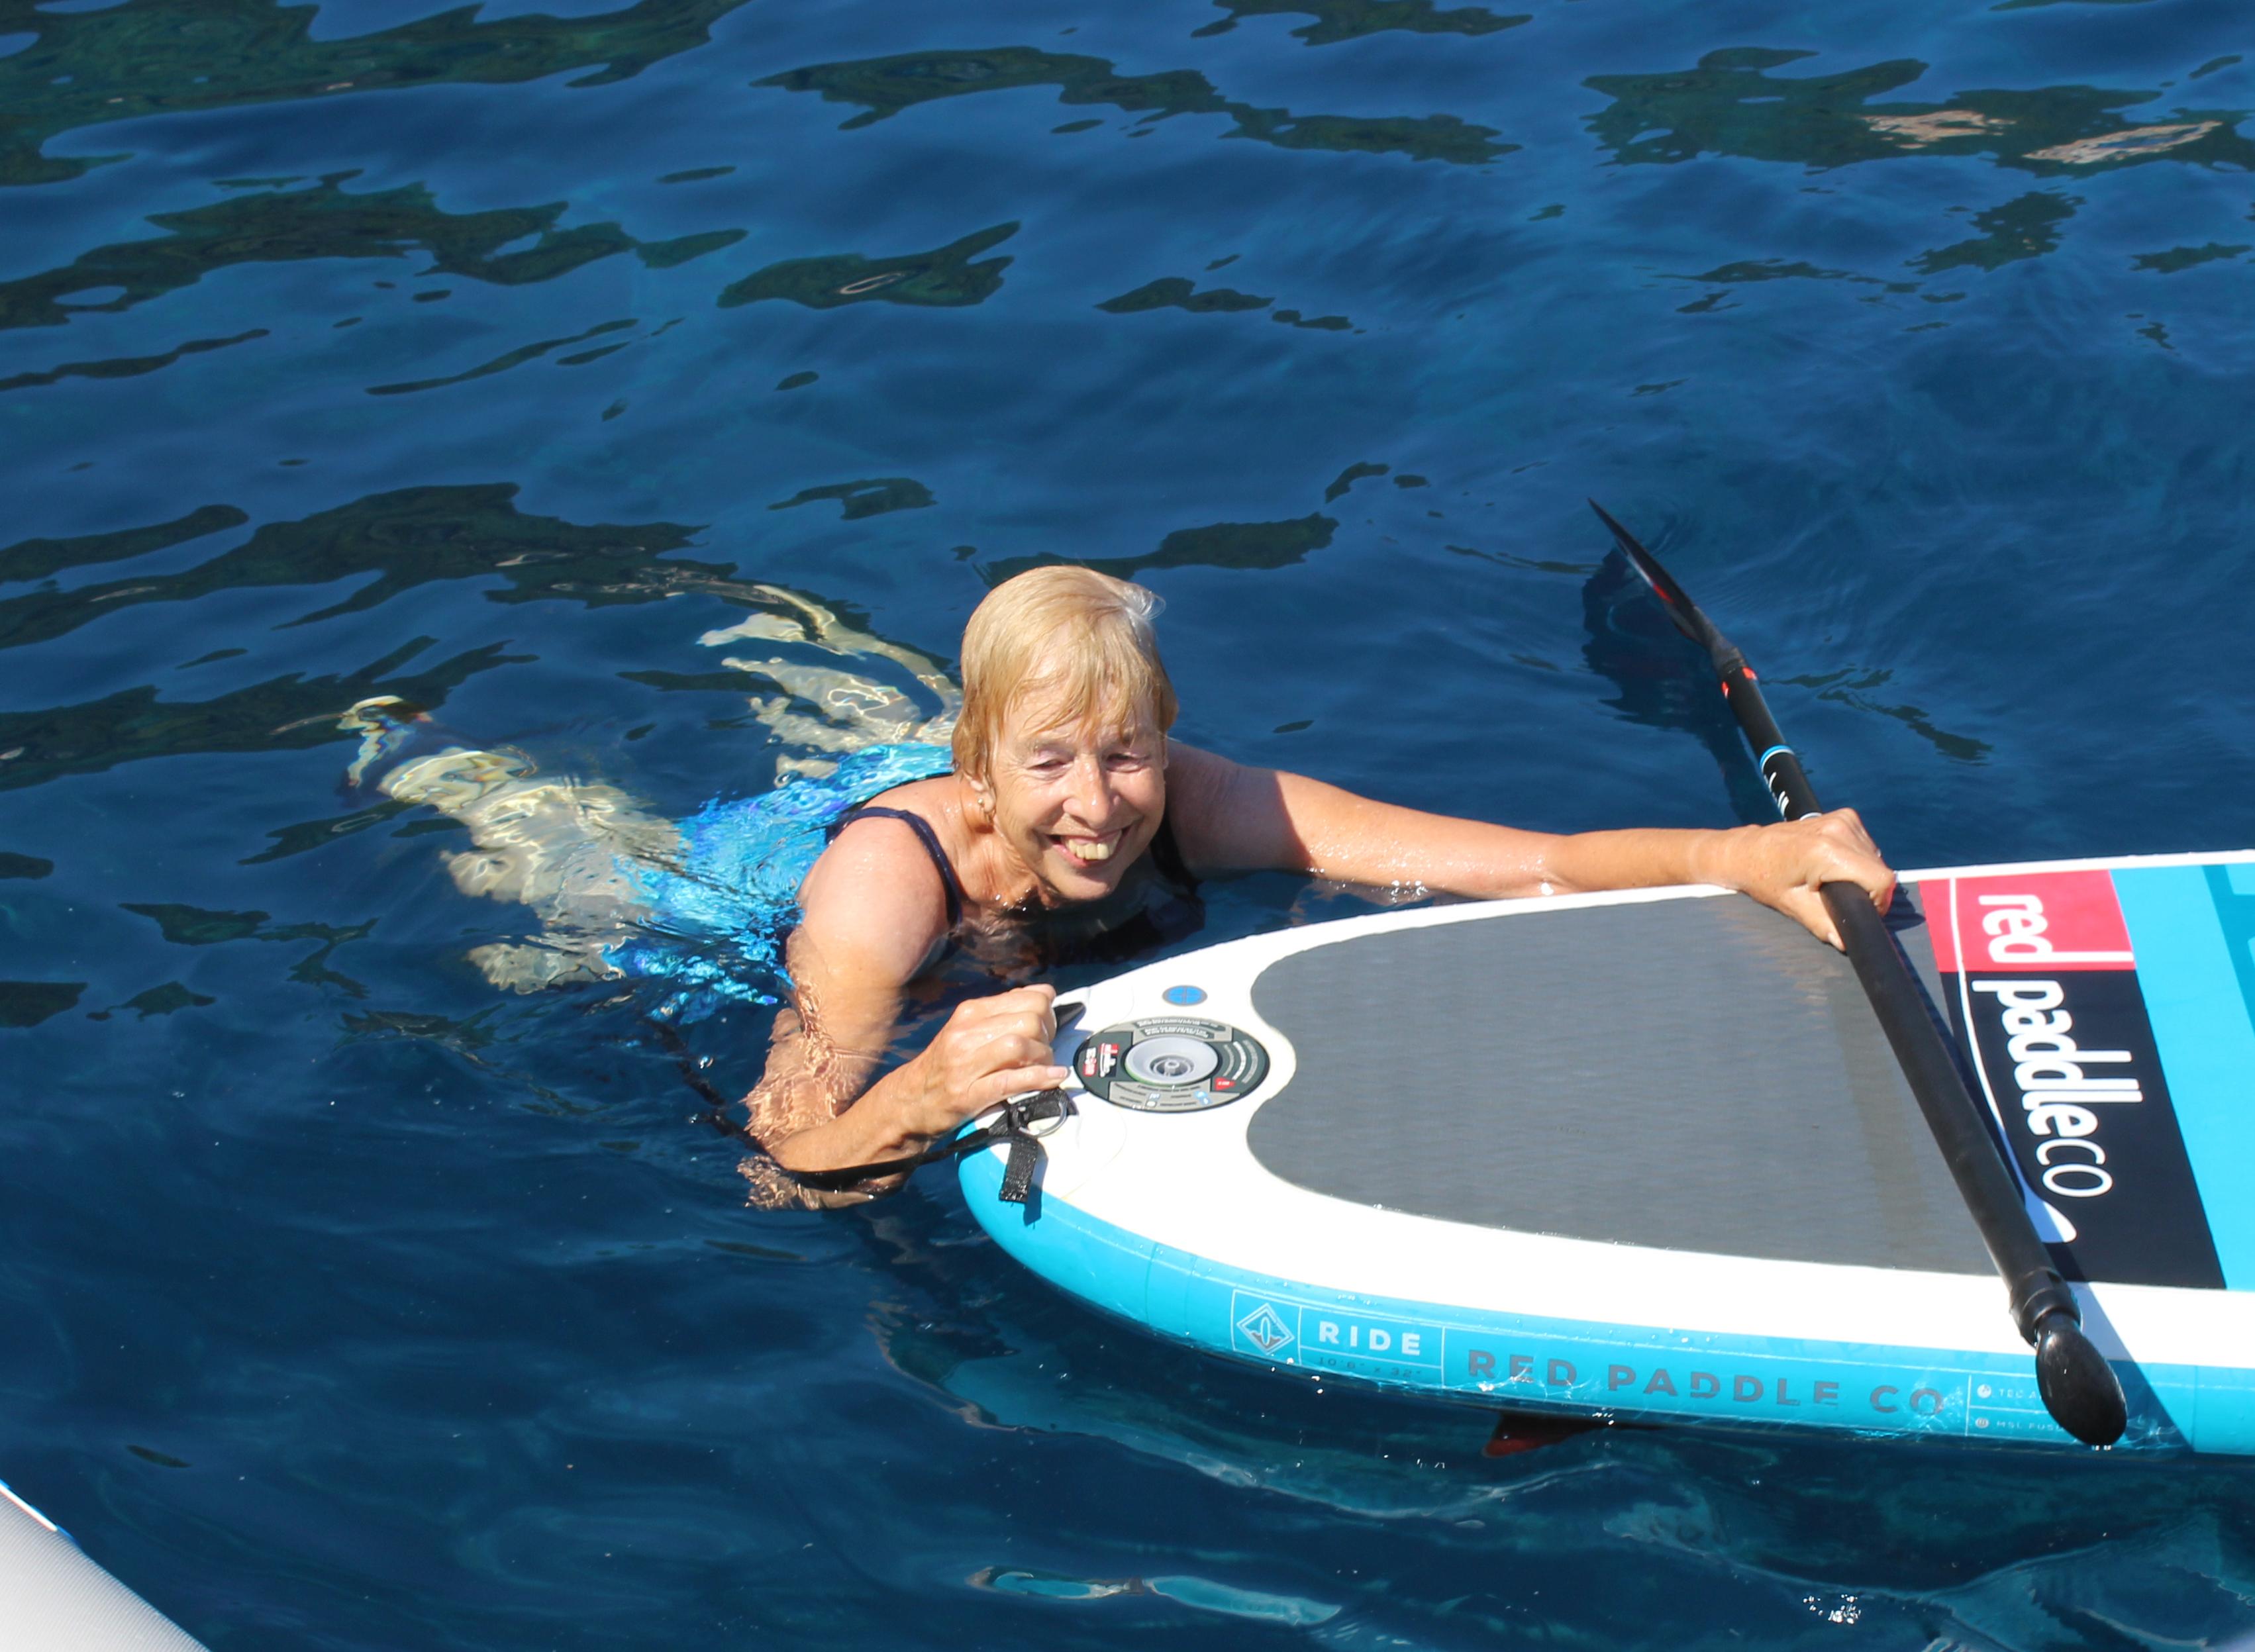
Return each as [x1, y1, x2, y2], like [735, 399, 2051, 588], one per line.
[0, 979, 84, 1025]
[0, 504, 248, 585]
[1776, 669, 1991, 764]
[1585, 48, 2252, 177]
[0, 325, 268, 393]
[1683, 193, 2083, 293]
[0, 0, 754, 187]
[1579, 547, 1779, 824]
[1098, 277, 1274, 315]
[768, 479, 935, 520]
[1, 478, 783, 804]
[0, 636, 523, 793]
[1911, 192, 2080, 275]
[0, 484, 712, 654]
[1579, 548, 1991, 820]
[1192, 0, 1529, 47]
[364, 317, 648, 397]
[718, 224, 1018, 311]
[760, 47, 1513, 166]
[0, 175, 744, 334]
[1592, 49, 2252, 293]
[122, 900, 373, 995]
[983, 514, 1338, 584]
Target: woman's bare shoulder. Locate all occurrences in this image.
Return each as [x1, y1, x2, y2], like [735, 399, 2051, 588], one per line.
[1162, 741, 1243, 795]
[797, 809, 954, 983]
[1162, 742, 1278, 870]
[859, 773, 958, 814]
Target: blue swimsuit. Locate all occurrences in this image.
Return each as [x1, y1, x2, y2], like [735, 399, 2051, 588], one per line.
[611, 742, 1199, 1017]
[611, 742, 954, 1015]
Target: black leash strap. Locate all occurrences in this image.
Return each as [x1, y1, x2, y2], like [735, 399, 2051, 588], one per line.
[768, 1089, 1070, 1201]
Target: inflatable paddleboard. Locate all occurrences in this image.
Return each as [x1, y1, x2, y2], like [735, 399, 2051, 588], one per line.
[960, 850, 2255, 1454]
[0, 1477, 207, 1647]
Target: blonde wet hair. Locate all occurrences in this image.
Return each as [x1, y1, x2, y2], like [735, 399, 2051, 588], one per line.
[952, 566, 1178, 783]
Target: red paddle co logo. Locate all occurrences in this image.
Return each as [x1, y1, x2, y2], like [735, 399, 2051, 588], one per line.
[1930, 871, 2140, 1206]
[1920, 863, 2231, 1293]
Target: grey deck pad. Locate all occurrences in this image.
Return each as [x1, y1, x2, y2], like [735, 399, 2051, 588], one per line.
[1246, 897, 1995, 1274]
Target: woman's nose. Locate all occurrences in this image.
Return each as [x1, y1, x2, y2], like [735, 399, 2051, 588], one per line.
[1064, 754, 1113, 817]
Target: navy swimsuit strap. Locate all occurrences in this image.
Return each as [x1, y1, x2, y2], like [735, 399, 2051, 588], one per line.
[827, 806, 965, 931]
[827, 805, 1197, 936]
[1148, 814, 1197, 895]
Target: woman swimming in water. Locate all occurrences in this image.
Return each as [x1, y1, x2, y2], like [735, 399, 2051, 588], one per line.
[744, 567, 1894, 1204]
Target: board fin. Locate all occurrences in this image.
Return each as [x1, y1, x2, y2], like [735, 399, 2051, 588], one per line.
[1482, 1410, 1605, 1457]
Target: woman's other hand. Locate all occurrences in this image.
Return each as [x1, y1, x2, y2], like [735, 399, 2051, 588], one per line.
[902, 984, 1071, 1139]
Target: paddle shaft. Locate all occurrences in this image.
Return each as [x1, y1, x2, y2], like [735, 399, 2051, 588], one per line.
[1713, 663, 2083, 1341]
[1589, 501, 2127, 1446]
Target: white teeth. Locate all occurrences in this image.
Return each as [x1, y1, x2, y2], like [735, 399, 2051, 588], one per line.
[1061, 836, 1115, 863]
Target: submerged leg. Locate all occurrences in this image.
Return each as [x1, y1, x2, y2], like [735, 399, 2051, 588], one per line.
[342, 698, 685, 991]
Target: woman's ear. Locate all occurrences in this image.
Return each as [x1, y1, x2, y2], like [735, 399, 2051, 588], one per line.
[961, 767, 993, 820]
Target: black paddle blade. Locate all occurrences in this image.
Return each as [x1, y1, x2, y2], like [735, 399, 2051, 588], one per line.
[1586, 500, 1729, 659]
[1579, 553, 1781, 822]
[2033, 1310, 2130, 1447]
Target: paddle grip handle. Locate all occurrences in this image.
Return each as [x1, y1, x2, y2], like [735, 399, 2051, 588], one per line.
[1823, 885, 2127, 1445]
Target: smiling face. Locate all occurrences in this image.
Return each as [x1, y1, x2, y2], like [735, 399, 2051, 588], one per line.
[980, 684, 1167, 907]
[951, 566, 1178, 906]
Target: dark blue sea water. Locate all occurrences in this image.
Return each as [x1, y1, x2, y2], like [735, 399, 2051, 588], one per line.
[5, 0, 2254, 1644]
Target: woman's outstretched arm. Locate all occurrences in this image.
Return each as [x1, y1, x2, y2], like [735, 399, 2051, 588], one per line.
[1163, 744, 1894, 949]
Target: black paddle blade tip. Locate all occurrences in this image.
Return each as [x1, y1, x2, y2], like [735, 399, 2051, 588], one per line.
[2033, 1310, 2129, 1447]
[1586, 501, 1707, 646]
